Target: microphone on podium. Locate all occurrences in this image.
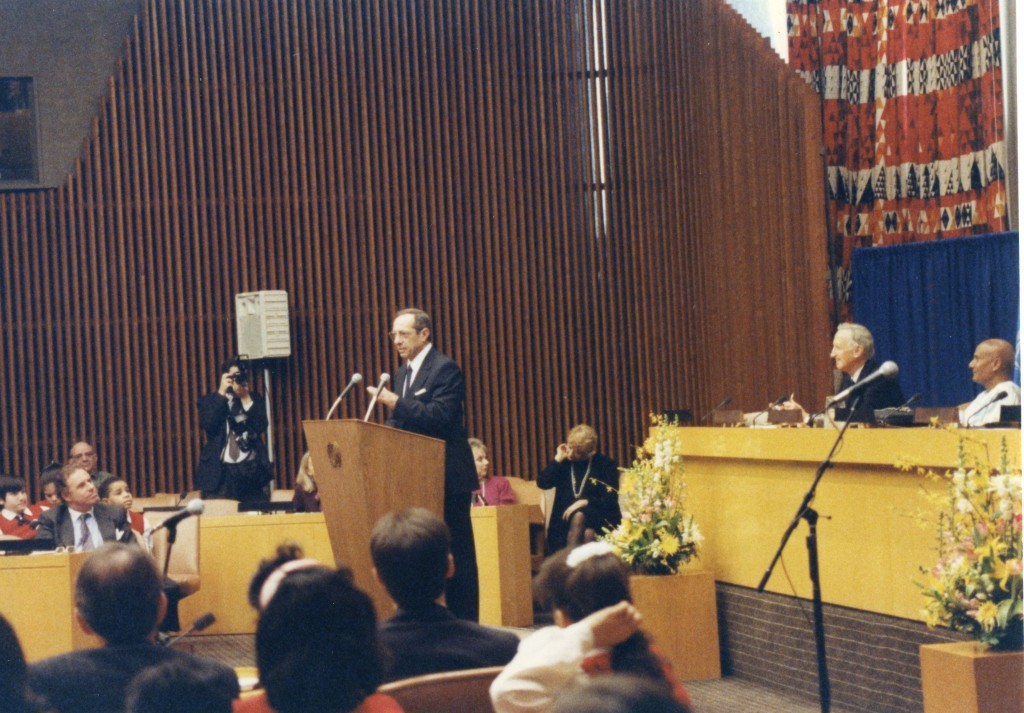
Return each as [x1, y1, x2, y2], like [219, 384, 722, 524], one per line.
[363, 373, 391, 422]
[700, 396, 733, 423]
[326, 373, 363, 419]
[827, 361, 898, 405]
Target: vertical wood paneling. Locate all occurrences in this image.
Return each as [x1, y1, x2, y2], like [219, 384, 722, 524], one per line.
[0, 0, 829, 499]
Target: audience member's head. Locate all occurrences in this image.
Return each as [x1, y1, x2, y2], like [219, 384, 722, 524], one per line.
[969, 338, 1015, 390]
[551, 675, 691, 713]
[831, 323, 874, 376]
[295, 452, 316, 494]
[256, 563, 386, 713]
[536, 542, 665, 682]
[246, 540, 307, 609]
[535, 542, 631, 623]
[74, 543, 165, 645]
[125, 657, 234, 713]
[0, 613, 42, 713]
[57, 465, 99, 512]
[566, 424, 598, 461]
[98, 478, 134, 511]
[370, 508, 451, 611]
[0, 477, 29, 514]
[38, 465, 62, 505]
[68, 441, 99, 475]
[468, 438, 490, 482]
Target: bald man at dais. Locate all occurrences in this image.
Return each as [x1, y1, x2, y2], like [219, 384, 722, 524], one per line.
[959, 338, 1021, 427]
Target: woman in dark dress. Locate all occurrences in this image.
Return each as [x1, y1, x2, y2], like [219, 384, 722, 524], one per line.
[537, 424, 620, 551]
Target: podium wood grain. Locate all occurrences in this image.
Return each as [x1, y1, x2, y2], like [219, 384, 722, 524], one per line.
[303, 420, 445, 617]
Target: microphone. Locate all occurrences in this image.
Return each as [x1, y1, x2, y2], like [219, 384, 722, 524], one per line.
[700, 397, 733, 423]
[326, 373, 363, 419]
[152, 499, 204, 532]
[827, 361, 898, 405]
[966, 390, 1009, 427]
[900, 393, 922, 409]
[363, 373, 391, 422]
[161, 612, 216, 647]
[878, 393, 921, 426]
[768, 393, 790, 408]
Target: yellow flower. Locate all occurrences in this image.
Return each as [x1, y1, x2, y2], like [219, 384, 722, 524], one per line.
[659, 532, 680, 556]
[976, 537, 1008, 561]
[975, 601, 1000, 632]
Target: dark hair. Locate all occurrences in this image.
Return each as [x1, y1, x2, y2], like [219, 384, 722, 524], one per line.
[535, 548, 664, 681]
[0, 477, 26, 502]
[246, 541, 306, 609]
[0, 613, 43, 713]
[97, 477, 127, 500]
[75, 543, 163, 644]
[394, 307, 432, 335]
[370, 508, 450, 610]
[551, 675, 690, 713]
[125, 657, 234, 713]
[39, 464, 62, 488]
[221, 356, 251, 384]
[256, 566, 385, 713]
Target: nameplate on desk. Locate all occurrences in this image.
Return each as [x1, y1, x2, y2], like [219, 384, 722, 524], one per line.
[712, 409, 744, 426]
[913, 407, 959, 425]
[767, 409, 802, 425]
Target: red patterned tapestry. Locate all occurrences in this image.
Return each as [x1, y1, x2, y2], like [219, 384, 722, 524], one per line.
[788, 0, 1007, 290]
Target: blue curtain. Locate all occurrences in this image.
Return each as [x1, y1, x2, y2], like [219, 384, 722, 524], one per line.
[850, 232, 1020, 407]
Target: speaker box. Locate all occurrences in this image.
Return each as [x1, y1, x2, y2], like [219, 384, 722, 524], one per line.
[235, 291, 291, 359]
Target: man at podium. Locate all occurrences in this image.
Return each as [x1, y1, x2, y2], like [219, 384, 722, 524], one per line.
[367, 307, 480, 621]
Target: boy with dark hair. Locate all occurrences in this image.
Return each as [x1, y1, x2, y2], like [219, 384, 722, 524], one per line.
[0, 477, 41, 539]
[370, 508, 519, 681]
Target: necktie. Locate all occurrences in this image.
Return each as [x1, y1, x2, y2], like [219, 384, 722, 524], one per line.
[78, 513, 95, 551]
[402, 368, 412, 397]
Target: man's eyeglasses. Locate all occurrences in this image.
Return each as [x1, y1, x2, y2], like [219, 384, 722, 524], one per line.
[388, 329, 420, 340]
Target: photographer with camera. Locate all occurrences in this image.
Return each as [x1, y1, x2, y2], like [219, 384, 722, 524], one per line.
[194, 358, 272, 501]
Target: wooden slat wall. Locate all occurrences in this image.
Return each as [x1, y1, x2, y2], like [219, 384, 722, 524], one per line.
[0, 0, 830, 499]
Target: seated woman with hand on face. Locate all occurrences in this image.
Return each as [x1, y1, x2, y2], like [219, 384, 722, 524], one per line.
[537, 424, 620, 551]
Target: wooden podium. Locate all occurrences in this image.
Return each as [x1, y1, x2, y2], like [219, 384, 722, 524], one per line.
[302, 419, 445, 616]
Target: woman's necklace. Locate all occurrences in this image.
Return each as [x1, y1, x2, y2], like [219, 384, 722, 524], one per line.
[570, 457, 593, 499]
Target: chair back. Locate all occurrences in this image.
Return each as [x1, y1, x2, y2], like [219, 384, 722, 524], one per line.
[145, 506, 200, 596]
[270, 489, 294, 503]
[505, 477, 554, 529]
[378, 666, 502, 713]
[132, 493, 179, 512]
[200, 498, 240, 517]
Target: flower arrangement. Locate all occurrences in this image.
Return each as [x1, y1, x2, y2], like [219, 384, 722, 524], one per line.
[903, 433, 1022, 649]
[601, 415, 702, 575]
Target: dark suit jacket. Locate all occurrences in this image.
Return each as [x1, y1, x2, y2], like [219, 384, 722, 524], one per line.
[378, 603, 520, 682]
[386, 346, 477, 495]
[194, 391, 270, 493]
[28, 643, 239, 713]
[835, 358, 905, 423]
[35, 503, 134, 548]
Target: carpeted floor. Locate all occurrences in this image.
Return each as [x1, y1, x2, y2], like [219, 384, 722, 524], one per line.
[182, 633, 859, 713]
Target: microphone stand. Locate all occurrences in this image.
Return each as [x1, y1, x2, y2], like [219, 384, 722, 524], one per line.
[756, 392, 863, 713]
[161, 522, 179, 579]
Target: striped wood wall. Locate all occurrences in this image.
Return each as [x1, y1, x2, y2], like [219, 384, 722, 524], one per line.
[0, 0, 830, 499]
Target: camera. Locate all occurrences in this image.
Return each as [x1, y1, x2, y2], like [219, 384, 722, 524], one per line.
[230, 368, 249, 385]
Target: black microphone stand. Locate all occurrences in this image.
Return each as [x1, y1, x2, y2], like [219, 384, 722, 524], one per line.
[756, 393, 862, 713]
[161, 522, 179, 579]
